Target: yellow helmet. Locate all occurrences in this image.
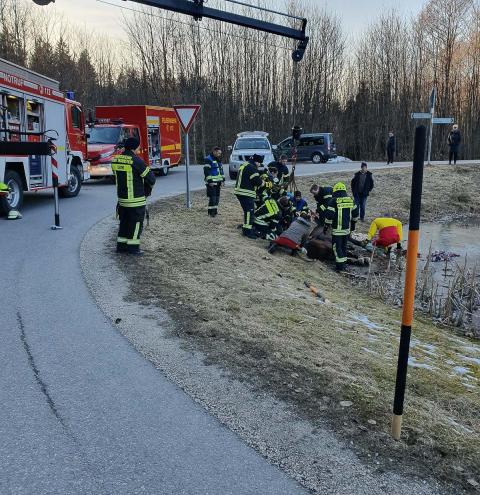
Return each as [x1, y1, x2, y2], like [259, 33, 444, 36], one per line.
[333, 182, 347, 193]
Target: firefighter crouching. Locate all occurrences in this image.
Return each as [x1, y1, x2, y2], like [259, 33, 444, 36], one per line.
[365, 217, 403, 252]
[111, 137, 156, 255]
[0, 182, 22, 220]
[203, 146, 225, 217]
[234, 154, 264, 239]
[324, 182, 359, 271]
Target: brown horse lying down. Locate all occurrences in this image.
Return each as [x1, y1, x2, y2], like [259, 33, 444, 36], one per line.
[305, 232, 369, 266]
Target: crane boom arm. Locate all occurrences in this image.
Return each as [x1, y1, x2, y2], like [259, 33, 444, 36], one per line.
[32, 0, 309, 60]
[130, 0, 307, 41]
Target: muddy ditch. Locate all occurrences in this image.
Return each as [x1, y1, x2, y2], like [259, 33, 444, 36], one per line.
[116, 165, 480, 493]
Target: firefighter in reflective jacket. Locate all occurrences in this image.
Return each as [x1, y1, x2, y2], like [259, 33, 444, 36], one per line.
[111, 137, 156, 255]
[324, 182, 359, 271]
[0, 182, 22, 220]
[234, 154, 264, 239]
[310, 183, 333, 226]
[203, 147, 225, 217]
[254, 197, 280, 240]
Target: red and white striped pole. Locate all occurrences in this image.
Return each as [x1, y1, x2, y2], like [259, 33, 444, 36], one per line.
[51, 156, 62, 230]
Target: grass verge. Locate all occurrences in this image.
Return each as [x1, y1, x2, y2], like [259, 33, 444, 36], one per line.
[118, 165, 480, 492]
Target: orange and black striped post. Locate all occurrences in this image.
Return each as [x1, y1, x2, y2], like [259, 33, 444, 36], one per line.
[392, 125, 426, 440]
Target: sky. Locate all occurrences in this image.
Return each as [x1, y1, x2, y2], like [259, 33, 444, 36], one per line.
[35, 0, 425, 42]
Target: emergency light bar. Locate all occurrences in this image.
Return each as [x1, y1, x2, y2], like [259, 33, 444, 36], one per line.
[237, 131, 269, 137]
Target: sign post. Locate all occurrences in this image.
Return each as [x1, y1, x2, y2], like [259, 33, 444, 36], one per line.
[411, 89, 453, 165]
[173, 105, 201, 209]
[427, 87, 436, 165]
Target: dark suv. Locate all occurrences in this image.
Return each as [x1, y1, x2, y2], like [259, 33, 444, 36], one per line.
[275, 133, 336, 163]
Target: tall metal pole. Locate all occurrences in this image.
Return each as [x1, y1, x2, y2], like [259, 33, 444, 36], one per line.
[427, 88, 436, 165]
[50, 156, 62, 230]
[185, 132, 191, 208]
[391, 125, 426, 440]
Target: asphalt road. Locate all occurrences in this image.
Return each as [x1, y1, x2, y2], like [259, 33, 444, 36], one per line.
[0, 159, 475, 494]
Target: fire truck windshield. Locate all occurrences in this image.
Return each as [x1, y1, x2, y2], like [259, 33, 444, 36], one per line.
[88, 127, 121, 145]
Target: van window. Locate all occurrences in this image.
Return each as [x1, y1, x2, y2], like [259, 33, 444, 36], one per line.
[71, 106, 83, 129]
[299, 136, 325, 147]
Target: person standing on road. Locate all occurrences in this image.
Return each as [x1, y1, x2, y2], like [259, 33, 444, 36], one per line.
[203, 147, 225, 217]
[111, 137, 156, 255]
[324, 182, 359, 272]
[387, 131, 396, 164]
[351, 162, 374, 222]
[234, 154, 264, 239]
[447, 124, 461, 165]
[0, 182, 22, 220]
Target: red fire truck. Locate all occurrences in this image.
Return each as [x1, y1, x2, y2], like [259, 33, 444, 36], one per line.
[87, 105, 182, 178]
[0, 57, 89, 209]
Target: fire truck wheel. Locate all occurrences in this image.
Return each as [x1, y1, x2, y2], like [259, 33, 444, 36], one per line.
[159, 164, 169, 177]
[4, 170, 24, 209]
[59, 165, 82, 198]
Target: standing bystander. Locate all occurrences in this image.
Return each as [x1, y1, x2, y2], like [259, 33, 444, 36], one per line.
[351, 162, 374, 222]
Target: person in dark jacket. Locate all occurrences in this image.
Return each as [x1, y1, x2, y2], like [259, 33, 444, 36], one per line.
[325, 182, 359, 271]
[351, 162, 374, 222]
[277, 195, 296, 232]
[203, 147, 225, 217]
[293, 190, 309, 214]
[234, 154, 264, 239]
[310, 183, 333, 226]
[268, 154, 290, 186]
[111, 137, 156, 255]
[448, 125, 461, 165]
[387, 131, 396, 164]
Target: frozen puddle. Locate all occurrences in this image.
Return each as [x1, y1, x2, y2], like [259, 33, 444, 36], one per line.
[362, 347, 380, 356]
[408, 356, 436, 371]
[461, 356, 480, 366]
[418, 343, 438, 357]
[350, 312, 384, 330]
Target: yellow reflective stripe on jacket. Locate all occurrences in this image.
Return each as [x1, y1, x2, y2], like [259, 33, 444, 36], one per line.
[118, 197, 146, 207]
[234, 188, 257, 198]
[265, 199, 279, 215]
[111, 163, 132, 172]
[140, 167, 151, 178]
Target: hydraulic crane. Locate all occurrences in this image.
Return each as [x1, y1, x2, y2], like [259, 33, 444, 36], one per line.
[32, 0, 309, 61]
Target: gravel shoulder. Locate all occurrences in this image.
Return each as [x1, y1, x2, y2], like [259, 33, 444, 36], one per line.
[81, 165, 480, 495]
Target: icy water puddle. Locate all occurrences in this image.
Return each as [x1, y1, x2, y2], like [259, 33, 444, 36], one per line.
[406, 219, 480, 265]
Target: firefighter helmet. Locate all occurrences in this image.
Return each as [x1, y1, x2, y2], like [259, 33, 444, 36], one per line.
[333, 182, 347, 193]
